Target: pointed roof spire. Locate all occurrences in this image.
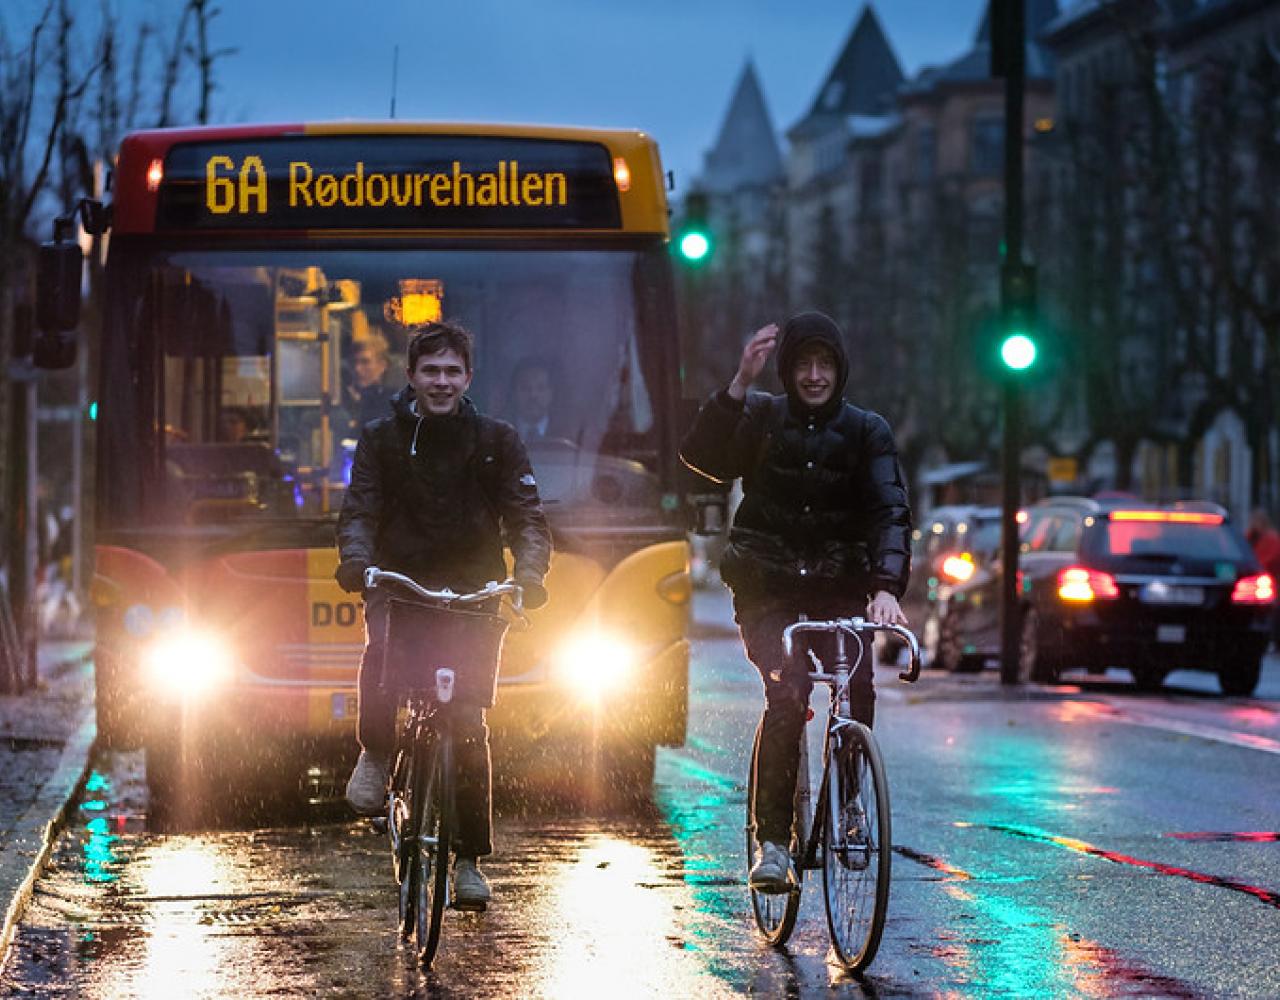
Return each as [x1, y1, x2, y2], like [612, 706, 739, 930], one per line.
[907, 0, 1060, 94]
[701, 59, 784, 194]
[802, 5, 904, 123]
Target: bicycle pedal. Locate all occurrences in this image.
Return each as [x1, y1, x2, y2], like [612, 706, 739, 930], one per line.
[368, 816, 388, 835]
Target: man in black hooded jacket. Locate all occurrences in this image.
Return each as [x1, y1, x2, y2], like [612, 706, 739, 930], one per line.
[335, 321, 552, 909]
[680, 312, 911, 894]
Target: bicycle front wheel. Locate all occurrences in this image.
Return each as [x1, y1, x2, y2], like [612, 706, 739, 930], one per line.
[414, 730, 453, 967]
[745, 722, 802, 946]
[822, 722, 891, 972]
[390, 742, 418, 939]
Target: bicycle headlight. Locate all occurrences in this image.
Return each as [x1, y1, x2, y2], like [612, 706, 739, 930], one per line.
[144, 629, 233, 695]
[556, 632, 638, 700]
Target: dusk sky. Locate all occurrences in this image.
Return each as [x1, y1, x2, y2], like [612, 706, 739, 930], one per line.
[12, 0, 989, 191]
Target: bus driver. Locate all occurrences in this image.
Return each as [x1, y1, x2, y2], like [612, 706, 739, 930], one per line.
[335, 321, 552, 909]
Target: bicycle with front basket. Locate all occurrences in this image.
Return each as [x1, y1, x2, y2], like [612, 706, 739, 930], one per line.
[364, 567, 524, 967]
[747, 615, 920, 972]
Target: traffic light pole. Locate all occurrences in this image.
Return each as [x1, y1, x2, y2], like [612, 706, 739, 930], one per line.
[998, 0, 1026, 685]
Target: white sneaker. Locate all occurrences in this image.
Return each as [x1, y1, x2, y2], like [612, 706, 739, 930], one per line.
[345, 751, 388, 816]
[748, 840, 792, 894]
[452, 858, 491, 910]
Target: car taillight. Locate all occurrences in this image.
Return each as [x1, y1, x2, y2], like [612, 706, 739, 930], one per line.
[1057, 566, 1120, 602]
[1232, 573, 1276, 605]
[940, 553, 976, 583]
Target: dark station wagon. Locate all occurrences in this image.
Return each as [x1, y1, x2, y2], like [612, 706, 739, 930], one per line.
[937, 497, 1275, 695]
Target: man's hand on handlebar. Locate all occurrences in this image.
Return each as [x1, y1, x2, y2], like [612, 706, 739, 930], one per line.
[335, 559, 370, 594]
[517, 575, 548, 611]
[867, 590, 907, 626]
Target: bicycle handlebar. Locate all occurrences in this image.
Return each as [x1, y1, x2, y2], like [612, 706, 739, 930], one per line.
[364, 567, 525, 615]
[782, 618, 921, 684]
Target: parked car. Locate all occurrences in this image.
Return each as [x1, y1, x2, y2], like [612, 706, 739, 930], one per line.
[937, 496, 1275, 695]
[898, 505, 1001, 665]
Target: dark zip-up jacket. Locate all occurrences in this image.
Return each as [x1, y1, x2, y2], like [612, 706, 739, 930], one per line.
[337, 387, 552, 591]
[680, 313, 911, 608]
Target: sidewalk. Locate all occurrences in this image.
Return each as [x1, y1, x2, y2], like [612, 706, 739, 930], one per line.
[0, 638, 95, 961]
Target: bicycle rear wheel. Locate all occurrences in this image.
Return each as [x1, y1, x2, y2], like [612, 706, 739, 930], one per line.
[746, 722, 803, 945]
[414, 730, 453, 967]
[822, 722, 891, 972]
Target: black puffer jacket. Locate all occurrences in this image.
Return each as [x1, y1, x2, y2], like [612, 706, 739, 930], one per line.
[337, 387, 552, 591]
[681, 312, 911, 608]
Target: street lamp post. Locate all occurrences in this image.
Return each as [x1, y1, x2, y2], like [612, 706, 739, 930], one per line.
[995, 0, 1028, 685]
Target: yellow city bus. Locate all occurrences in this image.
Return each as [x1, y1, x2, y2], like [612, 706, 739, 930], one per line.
[75, 122, 690, 810]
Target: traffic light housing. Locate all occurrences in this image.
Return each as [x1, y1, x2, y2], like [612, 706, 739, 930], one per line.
[999, 261, 1037, 373]
[676, 190, 713, 264]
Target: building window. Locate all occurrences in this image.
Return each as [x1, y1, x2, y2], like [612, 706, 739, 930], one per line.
[970, 116, 1004, 175]
[917, 125, 936, 182]
[823, 80, 845, 111]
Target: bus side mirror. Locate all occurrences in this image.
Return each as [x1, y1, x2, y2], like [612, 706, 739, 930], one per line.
[35, 239, 83, 369]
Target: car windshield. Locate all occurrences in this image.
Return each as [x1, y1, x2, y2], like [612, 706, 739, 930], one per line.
[99, 246, 675, 528]
[1094, 519, 1250, 562]
[967, 517, 1002, 558]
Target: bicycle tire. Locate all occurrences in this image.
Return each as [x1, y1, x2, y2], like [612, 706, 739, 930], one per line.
[414, 730, 453, 967]
[822, 722, 891, 972]
[746, 721, 803, 945]
[390, 740, 417, 939]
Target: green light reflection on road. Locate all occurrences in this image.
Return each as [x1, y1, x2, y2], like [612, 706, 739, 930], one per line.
[82, 804, 120, 884]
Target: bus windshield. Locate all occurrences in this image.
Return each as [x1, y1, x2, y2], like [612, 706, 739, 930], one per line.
[99, 246, 676, 531]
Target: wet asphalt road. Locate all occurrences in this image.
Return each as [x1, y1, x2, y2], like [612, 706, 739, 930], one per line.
[3, 586, 1280, 999]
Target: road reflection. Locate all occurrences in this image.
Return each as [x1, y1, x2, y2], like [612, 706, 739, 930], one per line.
[521, 833, 732, 998]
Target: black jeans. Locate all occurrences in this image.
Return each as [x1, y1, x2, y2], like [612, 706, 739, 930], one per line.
[737, 599, 875, 847]
[358, 593, 493, 858]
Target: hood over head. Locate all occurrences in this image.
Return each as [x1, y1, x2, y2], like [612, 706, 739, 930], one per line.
[774, 311, 849, 418]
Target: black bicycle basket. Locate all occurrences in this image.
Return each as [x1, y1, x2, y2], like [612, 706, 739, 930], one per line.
[382, 597, 509, 708]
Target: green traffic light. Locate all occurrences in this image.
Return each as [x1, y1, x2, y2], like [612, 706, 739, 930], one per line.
[679, 230, 711, 262]
[1000, 333, 1037, 371]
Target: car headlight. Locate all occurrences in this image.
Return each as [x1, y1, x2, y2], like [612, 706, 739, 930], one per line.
[143, 630, 233, 695]
[555, 632, 638, 701]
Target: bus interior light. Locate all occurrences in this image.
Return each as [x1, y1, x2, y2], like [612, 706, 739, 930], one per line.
[146, 158, 164, 192]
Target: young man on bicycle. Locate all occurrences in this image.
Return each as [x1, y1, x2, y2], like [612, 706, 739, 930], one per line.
[335, 321, 552, 908]
[680, 312, 911, 894]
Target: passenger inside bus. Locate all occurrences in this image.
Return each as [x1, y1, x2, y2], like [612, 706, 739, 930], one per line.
[339, 329, 399, 434]
[502, 356, 575, 445]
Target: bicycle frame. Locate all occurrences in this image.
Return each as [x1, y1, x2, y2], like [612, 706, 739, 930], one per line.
[786, 618, 919, 871]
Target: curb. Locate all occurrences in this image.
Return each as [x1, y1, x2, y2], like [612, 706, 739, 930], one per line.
[0, 683, 98, 965]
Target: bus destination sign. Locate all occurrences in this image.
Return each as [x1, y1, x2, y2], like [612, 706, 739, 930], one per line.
[156, 135, 623, 231]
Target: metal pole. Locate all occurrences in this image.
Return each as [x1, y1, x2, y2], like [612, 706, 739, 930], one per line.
[999, 0, 1026, 686]
[8, 302, 38, 691]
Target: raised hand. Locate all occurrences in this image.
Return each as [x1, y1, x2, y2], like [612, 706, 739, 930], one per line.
[728, 323, 779, 399]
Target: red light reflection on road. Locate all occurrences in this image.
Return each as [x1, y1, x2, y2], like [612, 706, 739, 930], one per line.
[982, 822, 1280, 910]
[1224, 705, 1279, 726]
[1058, 932, 1208, 999]
[1164, 831, 1280, 843]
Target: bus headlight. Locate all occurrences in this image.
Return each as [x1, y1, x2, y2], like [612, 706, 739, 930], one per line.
[144, 630, 233, 695]
[556, 632, 637, 701]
